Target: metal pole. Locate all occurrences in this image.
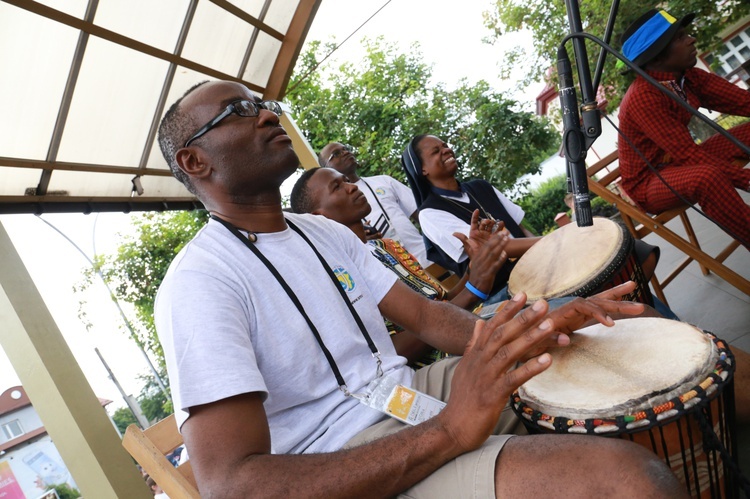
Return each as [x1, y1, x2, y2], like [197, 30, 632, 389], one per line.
[35, 215, 170, 398]
[95, 348, 150, 429]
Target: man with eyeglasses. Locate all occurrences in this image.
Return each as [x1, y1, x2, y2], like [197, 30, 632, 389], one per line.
[153, 79, 683, 498]
[319, 142, 432, 268]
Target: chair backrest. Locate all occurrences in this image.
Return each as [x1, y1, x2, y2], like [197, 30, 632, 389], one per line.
[424, 262, 460, 291]
[586, 151, 749, 297]
[122, 414, 200, 499]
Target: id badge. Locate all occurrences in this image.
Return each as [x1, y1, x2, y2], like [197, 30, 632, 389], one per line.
[359, 371, 446, 425]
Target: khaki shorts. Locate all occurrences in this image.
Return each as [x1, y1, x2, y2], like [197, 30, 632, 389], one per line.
[345, 357, 526, 498]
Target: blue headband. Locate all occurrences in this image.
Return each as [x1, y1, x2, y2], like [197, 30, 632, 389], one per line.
[623, 10, 677, 62]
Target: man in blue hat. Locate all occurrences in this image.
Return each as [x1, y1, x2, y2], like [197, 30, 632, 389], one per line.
[617, 9, 750, 249]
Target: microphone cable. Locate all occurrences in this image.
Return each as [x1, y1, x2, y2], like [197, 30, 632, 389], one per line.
[556, 30, 750, 248]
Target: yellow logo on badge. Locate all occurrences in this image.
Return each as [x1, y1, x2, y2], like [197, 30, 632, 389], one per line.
[375, 187, 385, 196]
[333, 266, 356, 292]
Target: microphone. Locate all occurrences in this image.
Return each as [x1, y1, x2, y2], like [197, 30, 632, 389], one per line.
[557, 46, 593, 227]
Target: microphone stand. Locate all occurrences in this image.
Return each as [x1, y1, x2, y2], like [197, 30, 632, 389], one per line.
[558, 0, 604, 227]
[558, 0, 750, 232]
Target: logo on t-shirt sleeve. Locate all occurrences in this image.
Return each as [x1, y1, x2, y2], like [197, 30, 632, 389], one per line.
[375, 187, 386, 196]
[333, 266, 356, 292]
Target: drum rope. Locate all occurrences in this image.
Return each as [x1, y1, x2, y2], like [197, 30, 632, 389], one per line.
[511, 331, 744, 497]
[693, 396, 750, 496]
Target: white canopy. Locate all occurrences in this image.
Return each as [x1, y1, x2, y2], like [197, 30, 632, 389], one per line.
[0, 0, 320, 213]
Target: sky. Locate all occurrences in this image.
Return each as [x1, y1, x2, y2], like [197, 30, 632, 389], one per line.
[304, 0, 544, 104]
[0, 0, 547, 412]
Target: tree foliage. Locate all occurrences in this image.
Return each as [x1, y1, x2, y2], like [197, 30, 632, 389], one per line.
[46, 483, 81, 499]
[516, 174, 570, 235]
[286, 37, 560, 190]
[111, 373, 173, 433]
[515, 174, 618, 234]
[112, 406, 137, 434]
[78, 211, 208, 370]
[79, 38, 560, 373]
[483, 0, 749, 111]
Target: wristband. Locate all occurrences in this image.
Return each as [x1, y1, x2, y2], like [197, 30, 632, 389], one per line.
[465, 281, 489, 301]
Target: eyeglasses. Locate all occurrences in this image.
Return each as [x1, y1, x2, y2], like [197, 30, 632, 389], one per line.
[325, 144, 354, 166]
[184, 99, 283, 147]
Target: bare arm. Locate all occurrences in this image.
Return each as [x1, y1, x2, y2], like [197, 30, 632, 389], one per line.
[390, 329, 435, 364]
[183, 297, 561, 498]
[520, 222, 536, 238]
[448, 230, 510, 309]
[379, 280, 478, 355]
[504, 235, 540, 257]
[183, 392, 461, 498]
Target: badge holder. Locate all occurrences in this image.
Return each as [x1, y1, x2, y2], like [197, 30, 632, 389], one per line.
[358, 371, 446, 426]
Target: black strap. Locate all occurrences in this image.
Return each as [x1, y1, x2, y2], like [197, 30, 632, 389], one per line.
[286, 219, 381, 359]
[209, 215, 381, 394]
[360, 179, 393, 226]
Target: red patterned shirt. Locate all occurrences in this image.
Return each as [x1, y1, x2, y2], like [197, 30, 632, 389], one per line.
[618, 67, 750, 198]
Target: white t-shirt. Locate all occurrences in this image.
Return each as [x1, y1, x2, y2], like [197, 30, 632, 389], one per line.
[419, 187, 525, 264]
[155, 213, 412, 454]
[355, 176, 431, 267]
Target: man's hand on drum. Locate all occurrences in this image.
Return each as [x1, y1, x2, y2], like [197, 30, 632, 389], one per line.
[547, 281, 645, 335]
[437, 292, 556, 452]
[518, 281, 646, 359]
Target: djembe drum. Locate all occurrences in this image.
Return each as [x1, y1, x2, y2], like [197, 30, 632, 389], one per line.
[511, 317, 739, 498]
[507, 217, 652, 305]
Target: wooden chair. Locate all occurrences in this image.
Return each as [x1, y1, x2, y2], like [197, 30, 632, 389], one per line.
[122, 414, 200, 499]
[586, 150, 749, 304]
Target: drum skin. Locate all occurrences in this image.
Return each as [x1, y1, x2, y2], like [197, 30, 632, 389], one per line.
[508, 217, 650, 304]
[512, 318, 737, 499]
[518, 318, 716, 419]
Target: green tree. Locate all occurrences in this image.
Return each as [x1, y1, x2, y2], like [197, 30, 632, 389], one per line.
[78, 210, 208, 370]
[516, 174, 570, 235]
[80, 39, 558, 372]
[287, 37, 560, 190]
[483, 0, 749, 111]
[111, 373, 173, 433]
[112, 406, 137, 434]
[515, 174, 618, 234]
[138, 372, 173, 422]
[46, 483, 81, 499]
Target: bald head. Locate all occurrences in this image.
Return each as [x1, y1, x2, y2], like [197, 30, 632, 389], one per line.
[319, 142, 359, 179]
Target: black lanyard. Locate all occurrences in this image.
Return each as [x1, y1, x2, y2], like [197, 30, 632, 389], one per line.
[360, 178, 393, 228]
[210, 214, 383, 396]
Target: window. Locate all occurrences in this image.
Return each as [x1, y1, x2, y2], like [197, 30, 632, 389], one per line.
[2, 420, 24, 440]
[705, 25, 750, 78]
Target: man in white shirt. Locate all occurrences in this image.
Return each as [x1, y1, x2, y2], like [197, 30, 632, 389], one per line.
[153, 79, 682, 498]
[320, 142, 432, 267]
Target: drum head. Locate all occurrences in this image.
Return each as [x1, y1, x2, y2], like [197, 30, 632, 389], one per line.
[508, 217, 625, 302]
[518, 318, 718, 420]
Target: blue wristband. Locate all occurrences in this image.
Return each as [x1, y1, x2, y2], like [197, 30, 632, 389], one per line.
[465, 282, 489, 301]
